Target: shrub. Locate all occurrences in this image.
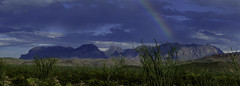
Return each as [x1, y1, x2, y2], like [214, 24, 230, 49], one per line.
[134, 40, 178, 86]
[33, 56, 58, 80]
[102, 63, 113, 82]
[193, 73, 217, 86]
[27, 77, 61, 86]
[112, 56, 127, 80]
[88, 78, 117, 86]
[11, 74, 29, 86]
[230, 48, 240, 85]
[0, 58, 6, 85]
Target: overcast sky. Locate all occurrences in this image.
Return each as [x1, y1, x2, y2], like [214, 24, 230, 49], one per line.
[0, 0, 239, 58]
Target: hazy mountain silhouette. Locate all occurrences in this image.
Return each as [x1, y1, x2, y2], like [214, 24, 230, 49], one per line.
[20, 43, 224, 60]
[107, 43, 224, 60]
[20, 44, 107, 59]
[104, 46, 125, 57]
[197, 53, 240, 62]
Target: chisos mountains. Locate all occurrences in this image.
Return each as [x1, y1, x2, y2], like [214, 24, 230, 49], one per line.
[20, 43, 224, 60]
[20, 44, 107, 59]
[197, 53, 240, 62]
[106, 43, 224, 60]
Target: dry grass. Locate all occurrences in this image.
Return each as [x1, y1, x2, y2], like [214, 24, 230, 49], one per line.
[1, 57, 141, 67]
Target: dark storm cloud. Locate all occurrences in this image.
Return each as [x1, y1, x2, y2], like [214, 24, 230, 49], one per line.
[190, 0, 240, 9]
[181, 11, 240, 32]
[0, 0, 175, 42]
[194, 30, 237, 43]
[0, 0, 237, 42]
[0, 26, 40, 33]
[162, 8, 240, 50]
[59, 28, 143, 44]
[0, 0, 178, 28]
[0, 0, 239, 57]
[0, 0, 70, 13]
[0, 27, 17, 33]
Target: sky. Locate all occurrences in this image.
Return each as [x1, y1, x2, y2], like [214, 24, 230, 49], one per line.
[0, 0, 239, 58]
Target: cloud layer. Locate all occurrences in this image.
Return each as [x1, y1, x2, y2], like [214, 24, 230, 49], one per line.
[0, 0, 239, 57]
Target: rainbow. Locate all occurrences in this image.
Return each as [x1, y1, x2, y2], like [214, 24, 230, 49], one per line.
[138, 0, 174, 41]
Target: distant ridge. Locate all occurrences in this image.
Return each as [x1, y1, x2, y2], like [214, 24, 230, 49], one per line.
[104, 46, 125, 57]
[20, 43, 224, 60]
[106, 43, 224, 60]
[197, 53, 240, 62]
[20, 44, 107, 59]
[162, 43, 224, 60]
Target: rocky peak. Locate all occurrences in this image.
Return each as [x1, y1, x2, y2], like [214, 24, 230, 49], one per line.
[109, 46, 123, 51]
[110, 43, 224, 60]
[104, 46, 125, 57]
[76, 44, 100, 51]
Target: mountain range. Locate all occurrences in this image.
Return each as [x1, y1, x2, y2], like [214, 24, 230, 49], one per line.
[197, 53, 240, 62]
[20, 43, 224, 60]
[104, 43, 224, 60]
[20, 44, 107, 59]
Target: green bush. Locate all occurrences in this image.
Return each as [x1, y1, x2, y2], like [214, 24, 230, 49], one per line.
[0, 58, 6, 85]
[33, 56, 58, 80]
[135, 40, 178, 86]
[11, 74, 28, 86]
[192, 73, 217, 86]
[4, 46, 240, 85]
[27, 77, 61, 86]
[3, 61, 240, 85]
[88, 78, 117, 86]
[230, 48, 240, 85]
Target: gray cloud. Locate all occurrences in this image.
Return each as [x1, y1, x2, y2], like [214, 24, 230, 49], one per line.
[0, 0, 70, 13]
[0, 0, 239, 57]
[181, 11, 240, 35]
[190, 0, 240, 11]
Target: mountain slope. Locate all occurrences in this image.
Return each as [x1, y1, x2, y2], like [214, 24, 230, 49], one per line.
[20, 44, 107, 59]
[197, 53, 240, 62]
[109, 43, 224, 60]
[104, 46, 125, 57]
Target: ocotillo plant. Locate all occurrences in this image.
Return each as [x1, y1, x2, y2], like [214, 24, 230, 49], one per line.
[134, 40, 178, 86]
[33, 56, 58, 80]
[230, 48, 240, 85]
[112, 56, 126, 75]
[0, 58, 6, 85]
[102, 56, 127, 82]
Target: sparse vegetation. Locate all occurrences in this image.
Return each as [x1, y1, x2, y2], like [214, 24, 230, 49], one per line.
[134, 40, 178, 86]
[230, 48, 240, 85]
[0, 58, 6, 86]
[2, 43, 240, 85]
[33, 56, 58, 80]
[1, 59, 240, 85]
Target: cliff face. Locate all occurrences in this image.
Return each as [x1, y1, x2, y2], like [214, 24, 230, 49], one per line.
[19, 44, 107, 59]
[175, 44, 224, 60]
[104, 46, 125, 57]
[111, 49, 139, 58]
[71, 44, 106, 58]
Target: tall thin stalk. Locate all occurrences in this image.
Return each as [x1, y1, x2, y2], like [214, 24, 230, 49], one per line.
[134, 40, 178, 86]
[33, 56, 58, 80]
[230, 48, 240, 85]
[0, 58, 6, 85]
[112, 56, 126, 74]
